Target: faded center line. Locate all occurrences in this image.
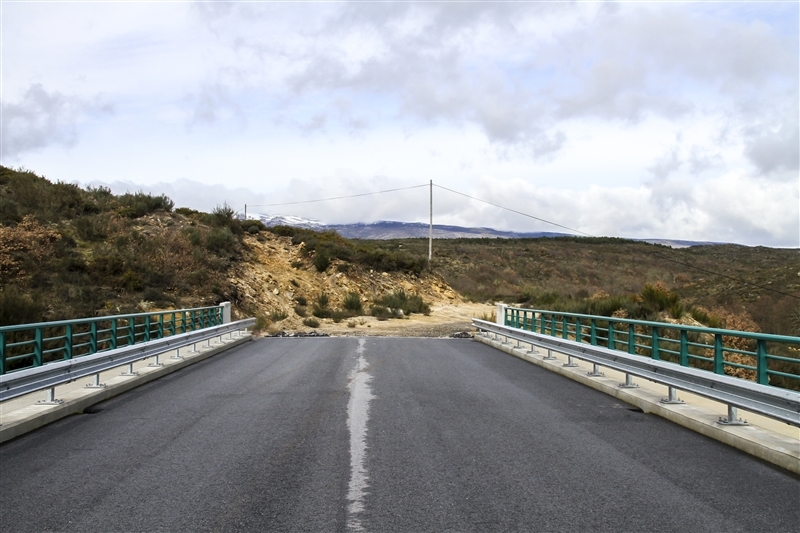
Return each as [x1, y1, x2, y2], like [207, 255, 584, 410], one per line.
[346, 338, 375, 532]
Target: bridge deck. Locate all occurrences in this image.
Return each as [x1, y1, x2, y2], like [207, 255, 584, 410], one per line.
[1, 337, 797, 532]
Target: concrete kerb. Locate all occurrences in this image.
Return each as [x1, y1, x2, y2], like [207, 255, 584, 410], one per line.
[0, 333, 252, 444]
[475, 333, 800, 475]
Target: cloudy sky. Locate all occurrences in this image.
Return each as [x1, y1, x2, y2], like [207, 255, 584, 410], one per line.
[2, 1, 798, 246]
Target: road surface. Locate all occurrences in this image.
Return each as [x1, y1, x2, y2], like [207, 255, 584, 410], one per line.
[1, 337, 797, 532]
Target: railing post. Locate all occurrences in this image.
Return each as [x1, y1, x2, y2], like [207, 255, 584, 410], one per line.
[181, 311, 187, 334]
[64, 324, 73, 360]
[590, 319, 597, 345]
[608, 323, 615, 350]
[550, 314, 556, 337]
[128, 318, 135, 346]
[0, 332, 5, 374]
[562, 316, 568, 339]
[651, 326, 660, 360]
[144, 315, 151, 342]
[90, 322, 98, 354]
[496, 303, 507, 326]
[680, 330, 688, 367]
[628, 324, 635, 354]
[110, 320, 117, 350]
[170, 312, 176, 336]
[756, 339, 767, 385]
[34, 328, 43, 367]
[714, 334, 724, 375]
[576, 318, 582, 343]
[158, 313, 165, 339]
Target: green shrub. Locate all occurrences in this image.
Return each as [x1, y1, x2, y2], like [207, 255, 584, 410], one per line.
[331, 310, 347, 323]
[375, 289, 430, 316]
[371, 305, 391, 320]
[118, 191, 174, 218]
[343, 291, 363, 314]
[317, 293, 329, 308]
[270, 310, 288, 322]
[303, 317, 320, 328]
[294, 304, 307, 317]
[0, 287, 45, 326]
[314, 252, 330, 272]
[295, 295, 308, 306]
[205, 227, 238, 256]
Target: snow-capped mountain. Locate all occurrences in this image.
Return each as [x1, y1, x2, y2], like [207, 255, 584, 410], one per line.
[248, 213, 720, 246]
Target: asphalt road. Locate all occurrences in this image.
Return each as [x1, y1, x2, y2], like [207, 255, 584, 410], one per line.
[1, 337, 798, 532]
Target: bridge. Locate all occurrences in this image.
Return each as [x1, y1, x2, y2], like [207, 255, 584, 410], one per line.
[1, 305, 798, 532]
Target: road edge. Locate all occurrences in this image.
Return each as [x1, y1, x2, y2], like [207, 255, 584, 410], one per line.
[0, 334, 252, 444]
[475, 334, 800, 475]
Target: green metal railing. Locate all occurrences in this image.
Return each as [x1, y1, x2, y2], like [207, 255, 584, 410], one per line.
[504, 307, 800, 389]
[0, 305, 224, 375]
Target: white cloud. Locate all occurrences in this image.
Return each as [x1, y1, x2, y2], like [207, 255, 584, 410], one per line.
[1, 84, 112, 159]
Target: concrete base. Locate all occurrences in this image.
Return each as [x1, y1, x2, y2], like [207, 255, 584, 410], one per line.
[475, 334, 800, 475]
[0, 334, 252, 444]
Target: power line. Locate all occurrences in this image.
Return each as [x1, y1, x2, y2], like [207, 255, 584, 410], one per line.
[433, 184, 592, 237]
[245, 183, 428, 209]
[434, 183, 799, 301]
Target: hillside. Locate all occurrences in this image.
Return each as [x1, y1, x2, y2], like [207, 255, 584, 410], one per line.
[1, 166, 798, 339]
[0, 167, 458, 332]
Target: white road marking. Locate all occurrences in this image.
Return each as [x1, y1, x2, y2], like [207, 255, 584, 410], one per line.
[346, 338, 375, 532]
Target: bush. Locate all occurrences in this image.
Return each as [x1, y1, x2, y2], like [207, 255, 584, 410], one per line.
[314, 252, 330, 272]
[270, 310, 288, 322]
[331, 310, 347, 323]
[303, 317, 320, 328]
[118, 191, 174, 218]
[371, 305, 391, 320]
[343, 291, 363, 314]
[295, 295, 308, 306]
[375, 289, 431, 316]
[294, 304, 307, 317]
[205, 227, 238, 256]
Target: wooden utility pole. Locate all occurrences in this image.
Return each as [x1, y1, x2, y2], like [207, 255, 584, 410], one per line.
[429, 180, 433, 263]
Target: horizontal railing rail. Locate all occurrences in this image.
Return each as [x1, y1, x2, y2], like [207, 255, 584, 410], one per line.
[473, 319, 800, 428]
[503, 306, 800, 389]
[0, 318, 254, 403]
[0, 305, 226, 375]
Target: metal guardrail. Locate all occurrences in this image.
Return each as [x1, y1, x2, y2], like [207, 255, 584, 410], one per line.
[503, 306, 800, 389]
[473, 319, 800, 428]
[0, 318, 254, 403]
[0, 305, 226, 375]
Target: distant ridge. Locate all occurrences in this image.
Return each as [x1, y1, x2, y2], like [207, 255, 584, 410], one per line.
[252, 214, 721, 247]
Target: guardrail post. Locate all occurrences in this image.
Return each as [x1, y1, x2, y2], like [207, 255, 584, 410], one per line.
[563, 353, 579, 367]
[85, 373, 106, 389]
[619, 373, 638, 388]
[756, 339, 767, 385]
[496, 303, 507, 326]
[651, 326, 660, 360]
[660, 387, 684, 404]
[36, 387, 63, 405]
[148, 352, 164, 367]
[587, 363, 604, 377]
[543, 347, 557, 361]
[719, 405, 748, 426]
[120, 363, 138, 376]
